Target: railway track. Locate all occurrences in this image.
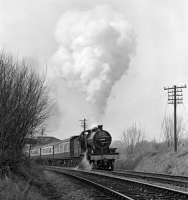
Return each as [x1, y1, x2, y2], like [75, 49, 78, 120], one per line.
[96, 169, 188, 188]
[116, 170, 188, 181]
[45, 166, 188, 200]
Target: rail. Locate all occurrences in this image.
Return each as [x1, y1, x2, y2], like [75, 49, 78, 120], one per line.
[45, 166, 188, 200]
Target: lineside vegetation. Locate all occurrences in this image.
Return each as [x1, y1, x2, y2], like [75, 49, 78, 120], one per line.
[0, 52, 49, 177]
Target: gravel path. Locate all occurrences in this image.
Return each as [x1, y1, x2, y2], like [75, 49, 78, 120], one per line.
[44, 170, 114, 200]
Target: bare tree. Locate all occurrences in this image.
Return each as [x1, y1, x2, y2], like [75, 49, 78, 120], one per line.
[161, 116, 173, 147]
[161, 115, 187, 147]
[122, 122, 145, 155]
[0, 53, 49, 172]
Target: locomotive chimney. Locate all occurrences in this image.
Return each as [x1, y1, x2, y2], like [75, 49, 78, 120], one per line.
[98, 125, 103, 130]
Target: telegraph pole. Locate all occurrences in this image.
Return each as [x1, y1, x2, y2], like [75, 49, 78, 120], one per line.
[164, 85, 186, 152]
[80, 118, 87, 132]
[80, 118, 88, 152]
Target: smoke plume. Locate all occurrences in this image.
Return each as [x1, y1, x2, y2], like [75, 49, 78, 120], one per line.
[52, 6, 136, 115]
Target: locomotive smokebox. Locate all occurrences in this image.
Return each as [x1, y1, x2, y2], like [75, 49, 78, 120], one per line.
[94, 129, 112, 149]
[86, 125, 112, 150]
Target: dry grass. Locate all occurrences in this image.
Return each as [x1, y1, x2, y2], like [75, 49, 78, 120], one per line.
[0, 160, 59, 200]
[115, 139, 188, 176]
[0, 176, 46, 200]
[115, 140, 160, 170]
[135, 144, 188, 175]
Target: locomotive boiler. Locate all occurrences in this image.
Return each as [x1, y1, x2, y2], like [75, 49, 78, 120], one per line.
[27, 125, 119, 170]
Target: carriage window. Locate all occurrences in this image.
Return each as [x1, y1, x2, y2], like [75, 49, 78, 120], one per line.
[64, 143, 70, 152]
[64, 143, 67, 152]
[42, 146, 53, 154]
[60, 143, 64, 152]
[55, 144, 60, 153]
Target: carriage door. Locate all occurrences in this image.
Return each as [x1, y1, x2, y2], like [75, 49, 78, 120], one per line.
[73, 137, 81, 157]
[70, 138, 74, 157]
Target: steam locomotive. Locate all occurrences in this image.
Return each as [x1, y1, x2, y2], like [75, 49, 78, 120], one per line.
[28, 125, 119, 170]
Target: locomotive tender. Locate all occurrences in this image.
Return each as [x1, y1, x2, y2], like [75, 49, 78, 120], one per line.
[28, 125, 119, 170]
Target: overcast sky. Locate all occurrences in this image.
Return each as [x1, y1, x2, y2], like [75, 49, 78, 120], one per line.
[1, 0, 188, 141]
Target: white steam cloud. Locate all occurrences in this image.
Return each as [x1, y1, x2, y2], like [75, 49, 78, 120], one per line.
[52, 6, 136, 115]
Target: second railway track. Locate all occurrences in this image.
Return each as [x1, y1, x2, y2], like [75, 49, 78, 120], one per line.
[45, 166, 188, 200]
[96, 169, 188, 189]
